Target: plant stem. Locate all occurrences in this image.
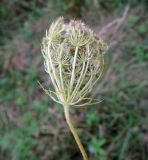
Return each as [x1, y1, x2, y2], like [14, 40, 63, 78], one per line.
[64, 105, 88, 160]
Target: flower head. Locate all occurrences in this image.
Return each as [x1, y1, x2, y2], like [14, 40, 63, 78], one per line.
[41, 17, 108, 106]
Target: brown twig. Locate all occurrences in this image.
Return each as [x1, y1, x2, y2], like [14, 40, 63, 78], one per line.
[99, 5, 130, 45]
[92, 6, 130, 97]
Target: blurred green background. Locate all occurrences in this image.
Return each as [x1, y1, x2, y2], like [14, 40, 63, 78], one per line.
[0, 0, 148, 160]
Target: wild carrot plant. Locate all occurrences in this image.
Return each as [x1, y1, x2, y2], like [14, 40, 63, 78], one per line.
[41, 17, 108, 160]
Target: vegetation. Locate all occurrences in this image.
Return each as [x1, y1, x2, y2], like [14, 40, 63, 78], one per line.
[0, 0, 147, 160]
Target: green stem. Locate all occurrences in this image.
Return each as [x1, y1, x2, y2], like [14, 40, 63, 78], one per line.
[64, 105, 88, 160]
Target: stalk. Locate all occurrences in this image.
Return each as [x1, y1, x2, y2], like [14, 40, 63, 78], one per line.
[64, 105, 88, 160]
[41, 17, 108, 159]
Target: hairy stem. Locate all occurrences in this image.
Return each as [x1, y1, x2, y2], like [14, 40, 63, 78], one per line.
[64, 105, 88, 160]
[47, 44, 61, 91]
[70, 46, 79, 89]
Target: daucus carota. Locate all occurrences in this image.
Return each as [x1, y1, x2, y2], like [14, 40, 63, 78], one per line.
[41, 17, 108, 160]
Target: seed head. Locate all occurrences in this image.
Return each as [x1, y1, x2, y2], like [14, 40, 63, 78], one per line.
[41, 17, 108, 106]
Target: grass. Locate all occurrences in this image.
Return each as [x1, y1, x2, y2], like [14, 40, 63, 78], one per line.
[0, 0, 148, 160]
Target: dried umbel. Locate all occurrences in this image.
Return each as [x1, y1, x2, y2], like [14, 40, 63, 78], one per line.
[41, 17, 108, 160]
